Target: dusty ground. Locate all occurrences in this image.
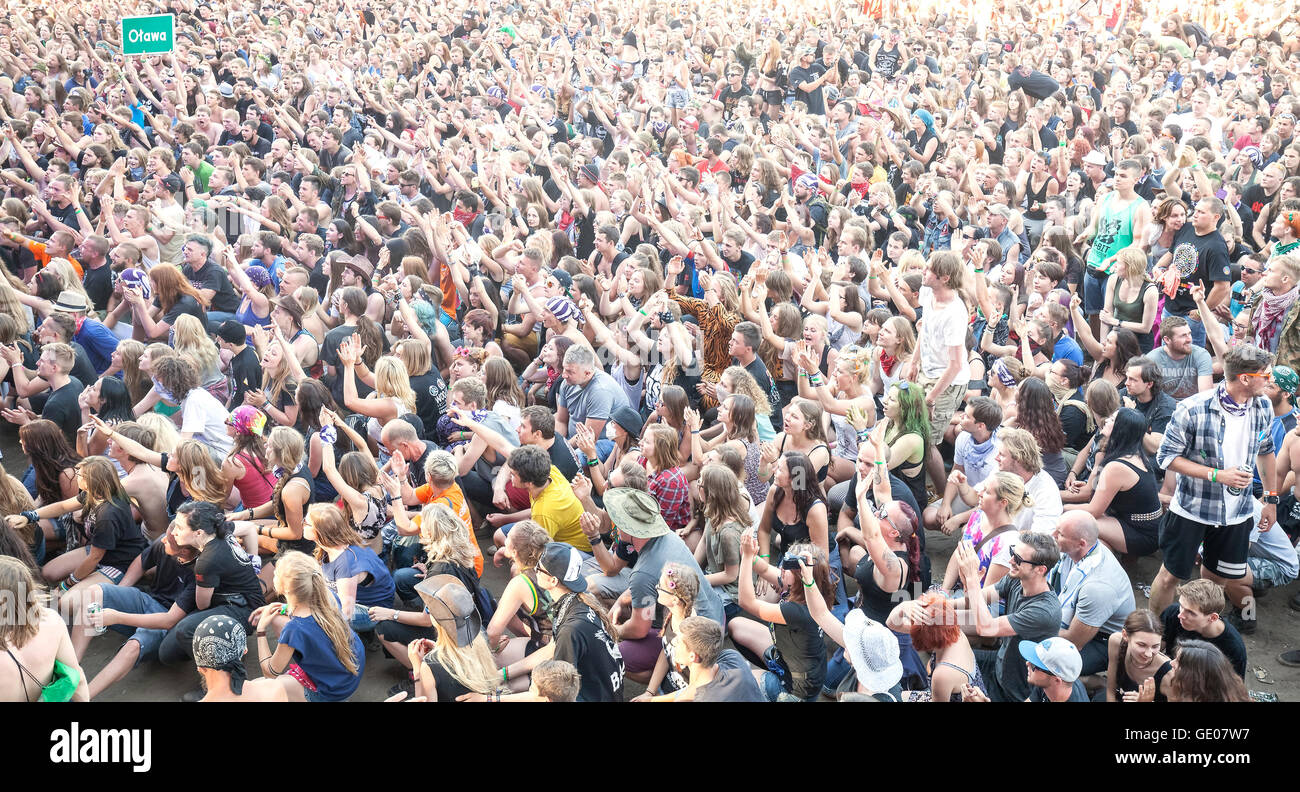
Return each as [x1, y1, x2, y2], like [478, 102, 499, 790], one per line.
[5, 428, 1296, 702]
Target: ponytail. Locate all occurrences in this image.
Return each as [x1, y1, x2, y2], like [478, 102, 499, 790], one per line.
[578, 592, 620, 643]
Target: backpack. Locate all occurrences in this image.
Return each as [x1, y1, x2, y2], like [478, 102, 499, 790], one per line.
[807, 196, 832, 244]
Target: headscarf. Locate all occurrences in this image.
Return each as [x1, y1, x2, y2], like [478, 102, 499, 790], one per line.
[912, 108, 935, 135]
[192, 614, 249, 694]
[226, 405, 268, 436]
[244, 264, 272, 289]
[546, 296, 583, 325]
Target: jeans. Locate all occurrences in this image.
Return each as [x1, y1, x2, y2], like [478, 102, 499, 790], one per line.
[158, 605, 252, 666]
[393, 566, 423, 604]
[206, 310, 238, 332]
[1083, 270, 1109, 316]
[350, 603, 378, 633]
[98, 584, 169, 666]
[574, 438, 615, 467]
[1079, 631, 1111, 676]
[1162, 306, 1206, 348]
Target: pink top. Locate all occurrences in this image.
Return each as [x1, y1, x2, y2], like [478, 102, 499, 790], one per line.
[232, 451, 276, 509]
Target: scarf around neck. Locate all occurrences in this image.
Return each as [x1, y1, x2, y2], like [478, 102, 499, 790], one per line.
[1253, 285, 1300, 353]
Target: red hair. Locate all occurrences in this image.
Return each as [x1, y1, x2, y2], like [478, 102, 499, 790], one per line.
[910, 592, 962, 654]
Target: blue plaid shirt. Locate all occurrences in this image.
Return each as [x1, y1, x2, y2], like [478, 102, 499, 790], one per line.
[1155, 388, 1274, 526]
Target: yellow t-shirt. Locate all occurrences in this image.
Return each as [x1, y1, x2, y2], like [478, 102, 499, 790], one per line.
[529, 467, 591, 553]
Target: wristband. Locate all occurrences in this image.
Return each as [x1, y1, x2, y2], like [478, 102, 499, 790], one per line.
[1209, 468, 1217, 483]
[874, 461, 885, 465]
[692, 429, 701, 434]
[587, 458, 600, 467]
[802, 580, 814, 588]
[279, 604, 290, 616]
[21, 510, 39, 525]
[638, 309, 647, 316]
[973, 268, 984, 273]
[502, 667, 510, 683]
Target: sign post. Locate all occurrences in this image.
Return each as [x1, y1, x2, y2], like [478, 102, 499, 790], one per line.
[120, 14, 175, 56]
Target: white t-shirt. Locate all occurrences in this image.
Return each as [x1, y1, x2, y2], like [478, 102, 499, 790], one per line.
[181, 388, 233, 458]
[1016, 470, 1063, 534]
[917, 286, 971, 384]
[954, 429, 1000, 490]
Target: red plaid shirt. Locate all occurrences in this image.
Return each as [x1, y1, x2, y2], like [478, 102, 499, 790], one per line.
[649, 467, 692, 532]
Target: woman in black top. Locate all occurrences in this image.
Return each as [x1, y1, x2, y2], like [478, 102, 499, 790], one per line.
[735, 535, 835, 702]
[1047, 360, 1092, 451]
[408, 576, 503, 703]
[1063, 408, 1162, 557]
[1104, 609, 1173, 702]
[229, 427, 315, 595]
[16, 457, 145, 619]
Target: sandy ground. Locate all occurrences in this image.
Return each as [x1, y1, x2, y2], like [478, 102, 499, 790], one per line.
[5, 429, 1296, 702]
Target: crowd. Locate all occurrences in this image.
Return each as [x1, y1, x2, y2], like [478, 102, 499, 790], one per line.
[1, 0, 1298, 703]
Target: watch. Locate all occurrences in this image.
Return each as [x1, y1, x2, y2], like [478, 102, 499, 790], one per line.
[1263, 495, 1280, 504]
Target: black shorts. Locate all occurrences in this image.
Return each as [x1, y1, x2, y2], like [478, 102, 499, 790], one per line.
[1158, 509, 1252, 581]
[761, 88, 784, 106]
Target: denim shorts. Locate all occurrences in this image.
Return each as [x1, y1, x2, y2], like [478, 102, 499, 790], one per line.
[1082, 269, 1109, 315]
[760, 670, 818, 702]
[665, 87, 690, 109]
[97, 584, 169, 666]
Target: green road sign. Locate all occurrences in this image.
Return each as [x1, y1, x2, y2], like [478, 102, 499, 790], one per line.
[121, 14, 175, 56]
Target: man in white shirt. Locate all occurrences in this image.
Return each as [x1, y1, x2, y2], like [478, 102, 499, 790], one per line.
[904, 251, 971, 495]
[995, 427, 1063, 534]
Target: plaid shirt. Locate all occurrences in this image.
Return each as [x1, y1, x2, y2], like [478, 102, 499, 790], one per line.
[1155, 388, 1275, 526]
[649, 467, 693, 532]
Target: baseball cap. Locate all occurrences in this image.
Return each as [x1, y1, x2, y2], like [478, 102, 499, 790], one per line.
[216, 320, 248, 345]
[536, 542, 588, 592]
[1020, 636, 1083, 683]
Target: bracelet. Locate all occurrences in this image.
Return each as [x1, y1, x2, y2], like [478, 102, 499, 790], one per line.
[691, 429, 701, 434]
[973, 268, 984, 273]
[21, 510, 39, 525]
[802, 580, 814, 588]
[1209, 468, 1217, 483]
[279, 604, 290, 616]
[502, 667, 510, 683]
[587, 458, 600, 467]
[1264, 490, 1278, 497]
[874, 461, 885, 466]
[758, 554, 769, 558]
[637, 309, 647, 316]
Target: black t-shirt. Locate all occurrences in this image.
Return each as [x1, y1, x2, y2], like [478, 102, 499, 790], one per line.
[717, 84, 752, 121]
[321, 324, 374, 406]
[82, 263, 113, 314]
[193, 533, 266, 610]
[742, 357, 782, 430]
[408, 371, 447, 441]
[723, 249, 756, 280]
[183, 261, 242, 313]
[1160, 603, 1248, 678]
[787, 63, 827, 117]
[138, 538, 196, 610]
[162, 294, 209, 330]
[552, 596, 625, 702]
[1027, 679, 1090, 702]
[88, 497, 147, 571]
[69, 343, 97, 391]
[1125, 389, 1176, 436]
[423, 653, 474, 702]
[545, 437, 580, 481]
[42, 378, 84, 443]
[774, 600, 826, 699]
[1164, 225, 1231, 316]
[228, 345, 261, 408]
[0, 244, 37, 278]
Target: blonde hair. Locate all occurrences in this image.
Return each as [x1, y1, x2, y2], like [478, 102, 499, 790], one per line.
[429, 599, 502, 695]
[138, 412, 181, 453]
[722, 365, 772, 416]
[174, 439, 228, 504]
[0, 556, 46, 650]
[171, 314, 219, 376]
[46, 258, 90, 300]
[879, 315, 917, 359]
[267, 426, 306, 471]
[995, 427, 1043, 476]
[374, 356, 418, 413]
[1115, 245, 1149, 281]
[308, 503, 363, 562]
[987, 470, 1034, 518]
[276, 551, 359, 675]
[419, 503, 477, 570]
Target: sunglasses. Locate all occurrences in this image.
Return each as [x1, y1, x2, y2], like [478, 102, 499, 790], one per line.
[1240, 370, 1271, 380]
[1008, 545, 1038, 567]
[656, 585, 680, 599]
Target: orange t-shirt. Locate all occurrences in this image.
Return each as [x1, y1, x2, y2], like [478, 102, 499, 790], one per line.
[438, 261, 459, 317]
[25, 240, 83, 278]
[413, 482, 482, 577]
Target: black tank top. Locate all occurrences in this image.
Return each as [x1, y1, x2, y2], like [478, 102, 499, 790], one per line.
[855, 549, 909, 622]
[874, 45, 902, 79]
[274, 464, 317, 555]
[1023, 175, 1053, 220]
[1116, 657, 1171, 702]
[770, 498, 825, 549]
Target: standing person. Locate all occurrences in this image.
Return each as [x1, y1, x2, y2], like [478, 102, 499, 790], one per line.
[250, 551, 365, 702]
[1076, 160, 1152, 339]
[1144, 317, 1213, 400]
[0, 556, 88, 702]
[955, 531, 1062, 703]
[488, 543, 625, 703]
[1149, 345, 1278, 617]
[902, 251, 969, 494]
[1153, 197, 1232, 349]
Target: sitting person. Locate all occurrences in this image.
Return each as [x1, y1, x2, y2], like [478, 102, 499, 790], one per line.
[628, 562, 699, 700]
[1049, 512, 1136, 676]
[1062, 408, 1162, 556]
[1018, 636, 1089, 702]
[1159, 578, 1247, 679]
[1165, 640, 1251, 702]
[887, 591, 986, 702]
[652, 615, 765, 702]
[192, 614, 289, 702]
[305, 503, 395, 636]
[1104, 609, 1174, 702]
[249, 550, 365, 702]
[407, 575, 505, 702]
[0, 556, 88, 701]
[940, 471, 1034, 593]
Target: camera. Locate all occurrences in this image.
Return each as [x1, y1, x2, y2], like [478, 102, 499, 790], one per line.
[779, 554, 804, 571]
